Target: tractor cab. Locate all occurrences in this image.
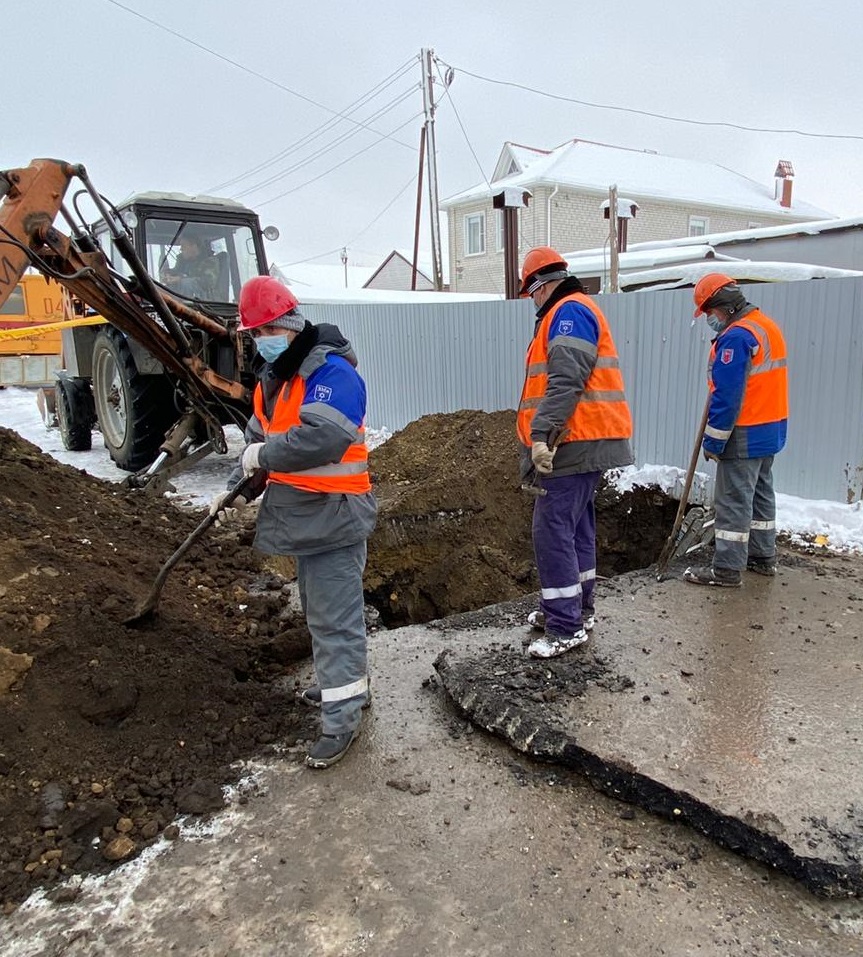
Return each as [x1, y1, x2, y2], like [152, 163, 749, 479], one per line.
[92, 192, 276, 316]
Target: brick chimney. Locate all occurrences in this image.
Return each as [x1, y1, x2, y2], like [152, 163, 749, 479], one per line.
[774, 160, 794, 208]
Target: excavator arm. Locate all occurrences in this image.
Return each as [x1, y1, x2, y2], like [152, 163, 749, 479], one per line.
[0, 159, 253, 482]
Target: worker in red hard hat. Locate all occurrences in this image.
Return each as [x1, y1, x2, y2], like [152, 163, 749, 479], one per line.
[517, 246, 634, 659]
[210, 274, 377, 768]
[684, 274, 788, 587]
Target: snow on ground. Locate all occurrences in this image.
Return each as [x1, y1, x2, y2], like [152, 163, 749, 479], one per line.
[612, 464, 863, 555]
[2, 387, 861, 552]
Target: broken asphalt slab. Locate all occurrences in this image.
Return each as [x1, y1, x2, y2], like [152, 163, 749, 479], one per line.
[434, 550, 863, 897]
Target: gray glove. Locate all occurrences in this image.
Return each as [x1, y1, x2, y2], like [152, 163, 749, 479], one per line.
[209, 490, 248, 527]
[531, 441, 556, 475]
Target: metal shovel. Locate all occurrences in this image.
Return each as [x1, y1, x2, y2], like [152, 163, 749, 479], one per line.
[124, 473, 255, 626]
[656, 397, 711, 581]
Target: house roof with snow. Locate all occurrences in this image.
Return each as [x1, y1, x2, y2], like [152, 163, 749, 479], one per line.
[611, 214, 863, 253]
[441, 138, 834, 220]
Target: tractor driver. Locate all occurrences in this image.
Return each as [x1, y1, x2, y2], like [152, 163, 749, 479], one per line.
[161, 229, 221, 300]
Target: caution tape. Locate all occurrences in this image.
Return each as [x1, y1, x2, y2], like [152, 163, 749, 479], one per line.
[0, 315, 107, 341]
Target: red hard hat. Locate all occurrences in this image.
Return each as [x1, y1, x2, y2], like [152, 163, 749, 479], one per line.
[519, 246, 569, 297]
[238, 276, 300, 330]
[693, 273, 736, 317]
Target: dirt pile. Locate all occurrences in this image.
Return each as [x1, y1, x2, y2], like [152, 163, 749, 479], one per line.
[0, 427, 315, 910]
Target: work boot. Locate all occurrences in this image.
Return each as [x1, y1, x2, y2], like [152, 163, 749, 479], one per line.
[299, 683, 372, 710]
[306, 729, 359, 769]
[528, 610, 595, 633]
[683, 565, 742, 587]
[747, 558, 777, 577]
[527, 630, 589, 659]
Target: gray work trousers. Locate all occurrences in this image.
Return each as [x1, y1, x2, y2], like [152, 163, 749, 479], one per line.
[713, 456, 776, 571]
[296, 541, 369, 735]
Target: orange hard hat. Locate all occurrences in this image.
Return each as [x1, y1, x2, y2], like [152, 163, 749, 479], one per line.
[693, 273, 736, 317]
[238, 276, 300, 330]
[519, 246, 568, 297]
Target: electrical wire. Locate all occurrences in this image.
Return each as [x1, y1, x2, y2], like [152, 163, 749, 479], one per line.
[101, 0, 418, 149]
[433, 58, 505, 295]
[446, 62, 863, 142]
[256, 110, 425, 207]
[234, 85, 420, 200]
[208, 56, 419, 193]
[346, 173, 418, 247]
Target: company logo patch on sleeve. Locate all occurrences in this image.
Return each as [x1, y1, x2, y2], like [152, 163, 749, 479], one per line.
[313, 384, 333, 403]
[720, 348, 734, 365]
[558, 319, 574, 336]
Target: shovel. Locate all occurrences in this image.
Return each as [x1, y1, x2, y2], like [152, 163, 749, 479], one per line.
[655, 397, 711, 581]
[124, 474, 255, 626]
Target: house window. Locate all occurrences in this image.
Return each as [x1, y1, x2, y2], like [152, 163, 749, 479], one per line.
[688, 216, 709, 237]
[464, 212, 485, 256]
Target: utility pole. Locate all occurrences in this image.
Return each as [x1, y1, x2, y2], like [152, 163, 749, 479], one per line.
[341, 247, 348, 288]
[607, 185, 619, 294]
[421, 48, 444, 291]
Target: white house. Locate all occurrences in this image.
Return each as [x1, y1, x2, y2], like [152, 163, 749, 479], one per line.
[440, 138, 834, 294]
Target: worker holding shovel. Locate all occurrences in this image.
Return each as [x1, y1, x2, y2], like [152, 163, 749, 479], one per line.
[517, 247, 633, 658]
[684, 274, 788, 587]
[210, 276, 377, 769]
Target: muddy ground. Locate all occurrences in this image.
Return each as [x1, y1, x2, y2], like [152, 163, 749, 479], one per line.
[0, 410, 678, 910]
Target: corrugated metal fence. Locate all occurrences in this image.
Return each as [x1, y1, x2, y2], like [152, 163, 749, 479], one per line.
[304, 275, 863, 504]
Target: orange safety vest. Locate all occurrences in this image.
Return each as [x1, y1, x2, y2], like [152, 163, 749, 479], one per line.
[708, 308, 788, 426]
[517, 292, 632, 446]
[253, 376, 371, 495]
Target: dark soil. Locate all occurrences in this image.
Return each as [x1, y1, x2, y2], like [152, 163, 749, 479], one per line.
[366, 409, 679, 626]
[0, 409, 679, 910]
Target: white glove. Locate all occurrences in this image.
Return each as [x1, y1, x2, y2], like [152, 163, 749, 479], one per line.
[209, 490, 248, 527]
[531, 441, 556, 475]
[241, 442, 265, 476]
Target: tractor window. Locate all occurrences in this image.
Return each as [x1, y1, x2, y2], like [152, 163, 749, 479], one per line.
[143, 218, 260, 304]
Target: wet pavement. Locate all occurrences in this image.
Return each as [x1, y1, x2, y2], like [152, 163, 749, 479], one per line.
[436, 550, 863, 897]
[2, 549, 863, 955]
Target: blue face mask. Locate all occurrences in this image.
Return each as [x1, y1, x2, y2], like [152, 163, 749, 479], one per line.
[706, 315, 726, 334]
[256, 334, 290, 362]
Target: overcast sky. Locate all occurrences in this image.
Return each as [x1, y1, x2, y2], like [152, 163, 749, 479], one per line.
[8, 0, 863, 271]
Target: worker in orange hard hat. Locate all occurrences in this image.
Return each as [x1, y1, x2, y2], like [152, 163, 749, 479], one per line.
[684, 274, 789, 587]
[210, 275, 377, 769]
[517, 246, 634, 659]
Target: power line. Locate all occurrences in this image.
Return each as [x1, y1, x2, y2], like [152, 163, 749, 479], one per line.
[234, 85, 419, 200]
[347, 174, 418, 247]
[101, 0, 417, 150]
[256, 111, 425, 207]
[208, 57, 418, 193]
[447, 62, 863, 142]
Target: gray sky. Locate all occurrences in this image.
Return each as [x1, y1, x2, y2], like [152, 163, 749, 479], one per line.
[8, 0, 863, 271]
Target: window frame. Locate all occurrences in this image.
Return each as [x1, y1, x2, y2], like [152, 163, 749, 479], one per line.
[463, 211, 486, 257]
[688, 215, 710, 237]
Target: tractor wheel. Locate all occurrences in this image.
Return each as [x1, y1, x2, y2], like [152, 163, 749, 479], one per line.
[91, 327, 177, 472]
[54, 376, 95, 452]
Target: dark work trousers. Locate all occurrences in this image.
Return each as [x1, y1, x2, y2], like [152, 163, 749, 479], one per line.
[713, 456, 776, 571]
[296, 541, 369, 736]
[532, 471, 601, 637]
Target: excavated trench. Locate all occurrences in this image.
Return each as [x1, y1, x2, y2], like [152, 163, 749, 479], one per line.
[364, 409, 679, 628]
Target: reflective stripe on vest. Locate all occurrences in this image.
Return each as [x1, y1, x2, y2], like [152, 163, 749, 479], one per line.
[517, 292, 632, 446]
[708, 309, 788, 428]
[254, 376, 371, 494]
